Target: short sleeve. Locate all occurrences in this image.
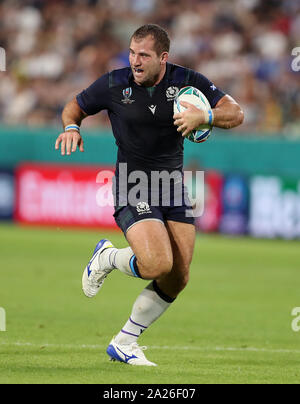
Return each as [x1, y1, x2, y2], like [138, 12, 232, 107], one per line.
[76, 73, 110, 115]
[190, 71, 226, 108]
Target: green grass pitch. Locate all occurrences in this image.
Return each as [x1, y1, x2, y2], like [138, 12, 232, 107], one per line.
[0, 223, 300, 384]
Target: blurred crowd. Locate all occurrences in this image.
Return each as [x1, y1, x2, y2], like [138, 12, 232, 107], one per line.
[0, 0, 299, 135]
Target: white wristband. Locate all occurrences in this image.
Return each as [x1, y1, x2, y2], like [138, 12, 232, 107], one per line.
[203, 109, 214, 126]
[65, 124, 80, 133]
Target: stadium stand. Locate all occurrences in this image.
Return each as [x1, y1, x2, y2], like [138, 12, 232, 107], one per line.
[0, 0, 299, 135]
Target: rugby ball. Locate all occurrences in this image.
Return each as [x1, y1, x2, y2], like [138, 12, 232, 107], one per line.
[174, 86, 213, 143]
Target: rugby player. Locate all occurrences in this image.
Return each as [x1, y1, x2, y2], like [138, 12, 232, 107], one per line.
[55, 24, 244, 366]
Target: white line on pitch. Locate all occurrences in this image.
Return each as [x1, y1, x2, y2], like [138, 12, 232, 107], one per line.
[0, 341, 299, 354]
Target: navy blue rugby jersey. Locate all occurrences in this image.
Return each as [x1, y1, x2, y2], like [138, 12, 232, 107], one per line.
[76, 62, 225, 174]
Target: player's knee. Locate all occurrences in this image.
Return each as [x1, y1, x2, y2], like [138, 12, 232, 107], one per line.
[156, 257, 173, 278]
[150, 256, 173, 279]
[138, 253, 173, 280]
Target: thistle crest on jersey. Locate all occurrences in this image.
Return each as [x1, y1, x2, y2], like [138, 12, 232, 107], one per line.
[136, 202, 152, 215]
[166, 86, 179, 101]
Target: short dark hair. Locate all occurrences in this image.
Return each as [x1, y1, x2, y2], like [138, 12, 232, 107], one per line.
[131, 24, 170, 56]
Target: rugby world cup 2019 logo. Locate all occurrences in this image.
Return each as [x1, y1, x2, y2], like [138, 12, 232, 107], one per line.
[121, 87, 135, 104]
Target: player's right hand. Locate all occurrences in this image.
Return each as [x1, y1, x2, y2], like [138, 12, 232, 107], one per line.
[55, 130, 84, 155]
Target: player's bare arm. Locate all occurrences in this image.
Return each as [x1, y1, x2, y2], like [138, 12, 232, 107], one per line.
[173, 94, 244, 137]
[55, 97, 88, 155]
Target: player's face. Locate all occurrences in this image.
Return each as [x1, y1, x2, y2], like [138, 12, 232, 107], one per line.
[129, 36, 168, 87]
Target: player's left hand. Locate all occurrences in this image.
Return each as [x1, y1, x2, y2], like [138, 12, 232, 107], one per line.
[173, 101, 206, 137]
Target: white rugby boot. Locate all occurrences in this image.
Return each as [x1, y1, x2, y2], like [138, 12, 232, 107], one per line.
[106, 337, 157, 366]
[82, 239, 115, 298]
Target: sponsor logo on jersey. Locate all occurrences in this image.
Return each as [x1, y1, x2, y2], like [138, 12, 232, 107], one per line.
[121, 87, 135, 104]
[148, 105, 157, 115]
[166, 86, 179, 101]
